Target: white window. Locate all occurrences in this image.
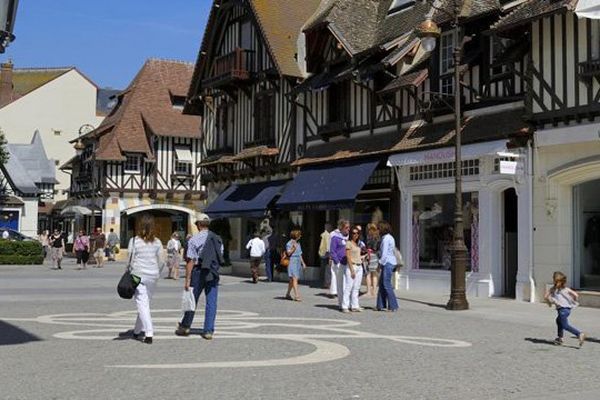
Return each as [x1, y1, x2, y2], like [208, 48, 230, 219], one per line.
[388, 0, 415, 15]
[175, 161, 192, 175]
[409, 159, 480, 181]
[124, 154, 141, 173]
[440, 31, 455, 95]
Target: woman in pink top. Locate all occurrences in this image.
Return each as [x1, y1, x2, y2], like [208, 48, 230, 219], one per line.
[73, 230, 90, 270]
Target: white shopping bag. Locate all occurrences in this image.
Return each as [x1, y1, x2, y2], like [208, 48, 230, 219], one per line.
[181, 288, 196, 312]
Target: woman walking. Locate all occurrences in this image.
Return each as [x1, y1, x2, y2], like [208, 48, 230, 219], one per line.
[166, 232, 182, 279]
[284, 229, 306, 301]
[544, 271, 586, 347]
[49, 229, 65, 270]
[364, 223, 380, 298]
[342, 226, 365, 312]
[73, 230, 90, 270]
[376, 221, 399, 312]
[38, 230, 49, 261]
[127, 214, 164, 344]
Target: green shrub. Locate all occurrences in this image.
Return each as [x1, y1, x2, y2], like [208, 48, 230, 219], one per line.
[0, 240, 44, 264]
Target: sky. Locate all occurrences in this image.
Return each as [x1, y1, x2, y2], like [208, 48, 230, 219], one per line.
[2, 0, 212, 89]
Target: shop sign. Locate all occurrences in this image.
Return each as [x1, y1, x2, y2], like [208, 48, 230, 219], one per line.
[499, 160, 518, 175]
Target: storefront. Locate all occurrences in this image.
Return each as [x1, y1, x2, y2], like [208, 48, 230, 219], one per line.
[534, 121, 600, 296]
[388, 139, 534, 300]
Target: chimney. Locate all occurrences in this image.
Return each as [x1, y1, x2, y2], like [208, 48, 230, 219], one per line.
[0, 60, 14, 108]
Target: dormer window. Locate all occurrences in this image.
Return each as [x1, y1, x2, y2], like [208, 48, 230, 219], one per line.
[124, 154, 142, 174]
[170, 94, 187, 110]
[388, 0, 415, 16]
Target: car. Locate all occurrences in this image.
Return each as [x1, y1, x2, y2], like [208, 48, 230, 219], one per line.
[0, 228, 35, 241]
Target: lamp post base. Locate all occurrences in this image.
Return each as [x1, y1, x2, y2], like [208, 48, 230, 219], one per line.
[446, 295, 469, 310]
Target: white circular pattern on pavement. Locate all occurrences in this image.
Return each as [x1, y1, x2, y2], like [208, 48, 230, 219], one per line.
[4, 310, 471, 369]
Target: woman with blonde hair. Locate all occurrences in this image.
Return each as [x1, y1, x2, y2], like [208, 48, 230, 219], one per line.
[127, 214, 164, 344]
[364, 223, 380, 298]
[284, 229, 307, 301]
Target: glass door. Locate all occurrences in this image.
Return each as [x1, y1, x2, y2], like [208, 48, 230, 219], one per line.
[574, 179, 600, 290]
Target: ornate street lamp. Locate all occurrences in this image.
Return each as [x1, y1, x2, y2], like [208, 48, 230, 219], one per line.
[417, 1, 470, 310]
[0, 0, 19, 53]
[73, 139, 85, 156]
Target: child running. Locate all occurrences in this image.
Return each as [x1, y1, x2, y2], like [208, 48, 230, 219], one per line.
[544, 271, 586, 347]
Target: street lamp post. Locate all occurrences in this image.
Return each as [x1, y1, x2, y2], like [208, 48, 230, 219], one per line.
[0, 0, 19, 53]
[418, 1, 469, 310]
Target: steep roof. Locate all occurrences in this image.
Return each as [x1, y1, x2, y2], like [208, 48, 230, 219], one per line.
[3, 131, 58, 195]
[492, 0, 578, 32]
[82, 59, 201, 161]
[250, 0, 322, 77]
[96, 88, 121, 116]
[304, 0, 504, 56]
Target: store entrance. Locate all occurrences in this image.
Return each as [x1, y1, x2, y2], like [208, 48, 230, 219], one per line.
[502, 188, 518, 298]
[574, 178, 600, 290]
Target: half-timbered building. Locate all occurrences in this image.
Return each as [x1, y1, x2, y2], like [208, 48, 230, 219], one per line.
[62, 59, 203, 247]
[272, 0, 536, 299]
[494, 0, 600, 301]
[184, 0, 322, 268]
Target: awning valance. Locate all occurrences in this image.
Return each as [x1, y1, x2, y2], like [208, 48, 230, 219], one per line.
[276, 159, 379, 210]
[175, 146, 193, 163]
[387, 139, 509, 167]
[60, 205, 102, 216]
[205, 180, 288, 218]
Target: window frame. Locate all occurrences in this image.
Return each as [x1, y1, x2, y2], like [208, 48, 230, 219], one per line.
[123, 154, 142, 174]
[439, 30, 455, 96]
[254, 90, 276, 142]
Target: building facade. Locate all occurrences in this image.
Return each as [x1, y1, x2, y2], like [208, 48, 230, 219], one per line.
[495, 1, 600, 299]
[0, 62, 106, 200]
[63, 59, 203, 247]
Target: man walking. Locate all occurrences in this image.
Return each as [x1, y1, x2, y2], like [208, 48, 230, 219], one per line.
[246, 231, 266, 283]
[329, 219, 350, 307]
[318, 223, 332, 289]
[106, 228, 119, 261]
[90, 227, 106, 268]
[175, 213, 224, 340]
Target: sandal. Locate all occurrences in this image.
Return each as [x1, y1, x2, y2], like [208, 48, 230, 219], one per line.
[285, 294, 293, 301]
[294, 297, 303, 302]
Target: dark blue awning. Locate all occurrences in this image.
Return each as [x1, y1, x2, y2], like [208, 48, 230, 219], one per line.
[276, 159, 379, 210]
[205, 180, 288, 218]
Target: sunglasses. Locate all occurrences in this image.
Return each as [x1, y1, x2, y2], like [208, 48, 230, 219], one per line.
[352, 231, 359, 235]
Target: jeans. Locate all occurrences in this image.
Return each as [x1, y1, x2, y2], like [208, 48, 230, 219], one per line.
[377, 263, 399, 311]
[556, 308, 581, 338]
[180, 268, 219, 333]
[264, 249, 273, 282]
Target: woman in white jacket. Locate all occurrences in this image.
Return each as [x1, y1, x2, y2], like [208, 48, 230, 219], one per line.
[127, 214, 164, 344]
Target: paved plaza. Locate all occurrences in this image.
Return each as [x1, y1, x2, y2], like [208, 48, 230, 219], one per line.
[1, 259, 600, 400]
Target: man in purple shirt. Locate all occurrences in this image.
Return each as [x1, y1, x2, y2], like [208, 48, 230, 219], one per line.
[329, 219, 350, 309]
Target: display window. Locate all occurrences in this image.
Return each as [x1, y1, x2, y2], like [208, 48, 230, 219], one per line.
[412, 192, 479, 271]
[574, 178, 600, 290]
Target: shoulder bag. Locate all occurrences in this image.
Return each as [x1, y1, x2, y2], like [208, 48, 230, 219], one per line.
[117, 238, 141, 299]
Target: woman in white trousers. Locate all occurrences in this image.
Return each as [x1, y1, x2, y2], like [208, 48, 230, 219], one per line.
[342, 226, 365, 312]
[127, 214, 164, 344]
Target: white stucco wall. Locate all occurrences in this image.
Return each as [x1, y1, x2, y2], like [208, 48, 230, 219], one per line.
[0, 69, 105, 200]
[21, 198, 39, 237]
[533, 122, 600, 299]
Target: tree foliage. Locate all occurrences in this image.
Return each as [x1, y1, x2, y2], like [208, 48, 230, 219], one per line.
[0, 127, 9, 165]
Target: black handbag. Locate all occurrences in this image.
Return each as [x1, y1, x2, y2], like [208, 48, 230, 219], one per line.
[117, 238, 140, 299]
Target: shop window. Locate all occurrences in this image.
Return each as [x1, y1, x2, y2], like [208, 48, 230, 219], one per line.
[440, 31, 454, 96]
[412, 192, 478, 271]
[366, 168, 391, 187]
[409, 159, 479, 181]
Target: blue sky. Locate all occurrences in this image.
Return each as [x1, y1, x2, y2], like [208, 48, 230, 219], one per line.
[3, 1, 211, 89]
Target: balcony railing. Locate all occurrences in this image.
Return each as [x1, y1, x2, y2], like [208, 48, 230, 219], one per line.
[203, 48, 255, 87]
[318, 120, 351, 141]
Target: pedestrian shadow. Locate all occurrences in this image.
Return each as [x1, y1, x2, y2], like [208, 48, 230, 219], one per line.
[273, 296, 294, 301]
[0, 321, 42, 346]
[398, 297, 447, 309]
[314, 293, 335, 299]
[583, 336, 600, 344]
[524, 337, 579, 349]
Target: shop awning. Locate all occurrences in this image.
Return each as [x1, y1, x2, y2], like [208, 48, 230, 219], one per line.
[205, 180, 288, 218]
[276, 159, 379, 210]
[386, 139, 509, 167]
[175, 146, 193, 163]
[60, 205, 102, 216]
[576, 0, 600, 19]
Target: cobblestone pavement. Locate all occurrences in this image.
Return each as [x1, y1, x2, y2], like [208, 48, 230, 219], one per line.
[1, 259, 599, 400]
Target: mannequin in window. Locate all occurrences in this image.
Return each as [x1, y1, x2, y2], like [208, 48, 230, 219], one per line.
[412, 202, 421, 270]
[584, 215, 600, 274]
[371, 206, 383, 225]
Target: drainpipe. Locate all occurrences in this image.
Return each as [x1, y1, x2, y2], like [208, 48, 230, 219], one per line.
[528, 139, 535, 302]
